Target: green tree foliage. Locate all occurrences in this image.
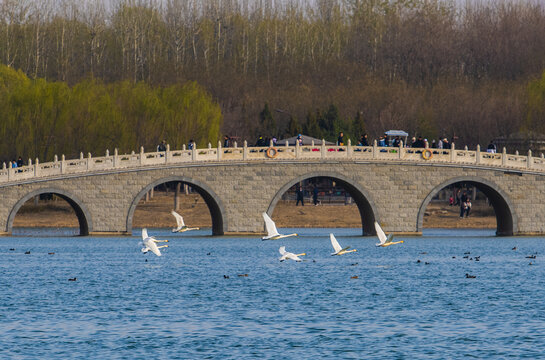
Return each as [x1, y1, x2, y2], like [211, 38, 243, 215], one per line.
[351, 112, 366, 143]
[304, 111, 323, 139]
[0, 65, 222, 163]
[286, 116, 302, 137]
[259, 103, 276, 136]
[524, 70, 545, 134]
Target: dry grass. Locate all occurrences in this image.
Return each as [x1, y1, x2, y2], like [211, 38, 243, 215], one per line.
[13, 193, 496, 229]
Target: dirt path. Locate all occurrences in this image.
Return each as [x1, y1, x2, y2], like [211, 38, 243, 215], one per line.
[13, 193, 495, 229]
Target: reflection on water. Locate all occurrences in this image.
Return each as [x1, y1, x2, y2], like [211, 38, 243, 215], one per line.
[1, 228, 544, 358]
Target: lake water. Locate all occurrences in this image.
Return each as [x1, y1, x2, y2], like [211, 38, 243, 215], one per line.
[1, 228, 545, 359]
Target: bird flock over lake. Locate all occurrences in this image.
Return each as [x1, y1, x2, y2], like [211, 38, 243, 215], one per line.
[141, 211, 403, 260]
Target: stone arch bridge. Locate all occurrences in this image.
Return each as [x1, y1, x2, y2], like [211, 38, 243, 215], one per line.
[1, 141, 545, 236]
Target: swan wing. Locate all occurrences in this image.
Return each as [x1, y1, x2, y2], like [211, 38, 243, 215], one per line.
[171, 210, 185, 227]
[263, 212, 280, 237]
[279, 246, 287, 255]
[145, 239, 162, 256]
[142, 228, 149, 241]
[385, 233, 395, 244]
[330, 233, 342, 253]
[374, 222, 387, 245]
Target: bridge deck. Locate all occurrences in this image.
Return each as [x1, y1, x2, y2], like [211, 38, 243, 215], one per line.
[1, 141, 542, 184]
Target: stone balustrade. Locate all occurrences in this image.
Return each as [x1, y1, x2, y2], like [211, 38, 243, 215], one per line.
[1, 139, 543, 184]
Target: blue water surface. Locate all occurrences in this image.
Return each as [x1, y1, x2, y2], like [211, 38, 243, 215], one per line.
[1, 228, 545, 359]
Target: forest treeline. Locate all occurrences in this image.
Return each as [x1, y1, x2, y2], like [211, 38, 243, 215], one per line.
[0, 65, 221, 162]
[1, 0, 545, 154]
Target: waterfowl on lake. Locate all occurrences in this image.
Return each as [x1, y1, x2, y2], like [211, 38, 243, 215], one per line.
[374, 222, 403, 247]
[262, 213, 298, 240]
[465, 273, 476, 278]
[278, 246, 305, 262]
[140, 228, 168, 256]
[330, 233, 356, 256]
[171, 210, 199, 233]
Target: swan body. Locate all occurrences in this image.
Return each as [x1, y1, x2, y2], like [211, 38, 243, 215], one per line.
[171, 210, 199, 232]
[261, 213, 298, 240]
[141, 228, 169, 256]
[279, 246, 306, 262]
[330, 233, 357, 256]
[374, 222, 404, 247]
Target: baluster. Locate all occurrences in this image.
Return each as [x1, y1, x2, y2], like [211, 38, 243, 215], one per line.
[347, 139, 352, 157]
[243, 141, 248, 160]
[528, 150, 533, 169]
[217, 140, 222, 161]
[502, 147, 507, 166]
[476, 144, 481, 164]
[373, 140, 377, 159]
[61, 155, 65, 174]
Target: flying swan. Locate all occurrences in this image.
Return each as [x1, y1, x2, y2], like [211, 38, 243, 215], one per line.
[374, 222, 404, 247]
[171, 210, 199, 233]
[141, 228, 169, 256]
[278, 246, 306, 262]
[262, 212, 298, 240]
[330, 233, 357, 256]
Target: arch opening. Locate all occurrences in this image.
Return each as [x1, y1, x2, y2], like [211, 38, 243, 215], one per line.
[418, 178, 515, 236]
[267, 174, 377, 236]
[8, 189, 91, 236]
[127, 176, 225, 235]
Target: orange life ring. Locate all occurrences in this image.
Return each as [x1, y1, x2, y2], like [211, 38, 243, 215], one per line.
[266, 147, 278, 158]
[422, 149, 433, 160]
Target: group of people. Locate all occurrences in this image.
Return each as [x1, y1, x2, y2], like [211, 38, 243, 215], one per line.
[295, 186, 321, 206]
[449, 190, 472, 218]
[9, 157, 23, 168]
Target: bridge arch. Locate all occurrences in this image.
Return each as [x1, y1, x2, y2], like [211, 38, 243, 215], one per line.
[267, 172, 378, 235]
[7, 187, 92, 236]
[126, 176, 226, 235]
[417, 176, 517, 236]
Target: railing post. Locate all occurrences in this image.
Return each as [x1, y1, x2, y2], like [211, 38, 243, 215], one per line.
[192, 143, 197, 161]
[373, 140, 377, 159]
[528, 150, 533, 169]
[476, 145, 481, 164]
[233, 141, 237, 149]
[217, 141, 222, 160]
[269, 139, 274, 147]
[80, 152, 84, 160]
[34, 158, 40, 177]
[399, 140, 404, 159]
[243, 140, 248, 160]
[321, 139, 326, 159]
[165, 144, 170, 163]
[515, 150, 519, 156]
[87, 152, 92, 170]
[450, 143, 455, 162]
[296, 139, 301, 158]
[61, 154, 66, 174]
[8, 163, 13, 180]
[140, 146, 145, 165]
[311, 140, 315, 146]
[105, 149, 109, 157]
[54, 154, 58, 162]
[347, 139, 352, 157]
[114, 148, 119, 167]
[502, 147, 507, 166]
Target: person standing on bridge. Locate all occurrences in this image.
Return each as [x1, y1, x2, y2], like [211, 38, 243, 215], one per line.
[157, 140, 167, 152]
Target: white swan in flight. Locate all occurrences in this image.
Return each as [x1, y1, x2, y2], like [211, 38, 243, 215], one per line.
[330, 233, 357, 256]
[171, 210, 199, 233]
[140, 228, 169, 256]
[279, 246, 306, 262]
[374, 221, 404, 247]
[262, 212, 298, 240]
